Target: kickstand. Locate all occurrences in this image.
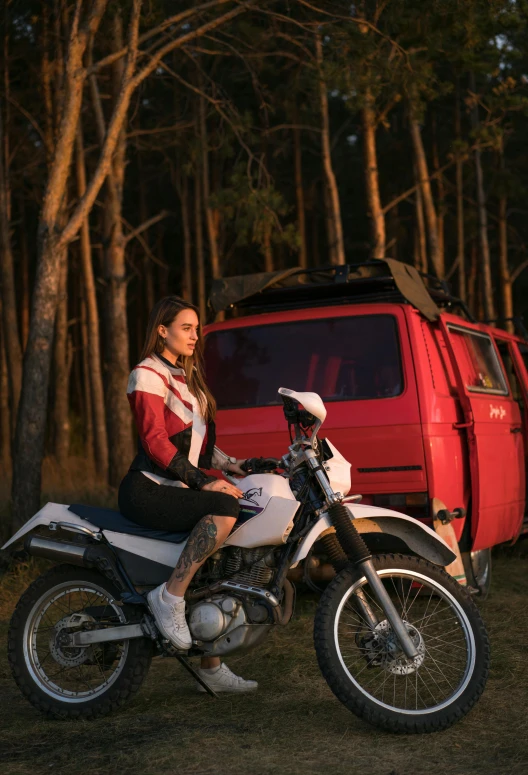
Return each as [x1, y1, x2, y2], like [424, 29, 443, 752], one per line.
[175, 654, 219, 699]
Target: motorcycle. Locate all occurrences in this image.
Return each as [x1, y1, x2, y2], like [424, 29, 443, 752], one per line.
[3, 387, 489, 732]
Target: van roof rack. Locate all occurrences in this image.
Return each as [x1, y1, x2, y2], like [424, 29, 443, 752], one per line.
[208, 258, 474, 323]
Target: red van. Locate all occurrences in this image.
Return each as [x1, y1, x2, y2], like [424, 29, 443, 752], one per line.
[203, 260, 528, 594]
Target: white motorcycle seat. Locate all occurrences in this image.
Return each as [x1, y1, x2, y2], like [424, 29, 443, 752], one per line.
[68, 504, 190, 544]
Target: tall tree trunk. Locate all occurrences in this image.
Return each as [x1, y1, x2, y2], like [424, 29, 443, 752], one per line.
[262, 222, 273, 272]
[194, 172, 206, 320]
[293, 124, 308, 268]
[179, 172, 193, 301]
[469, 72, 496, 321]
[323, 180, 336, 264]
[315, 33, 345, 266]
[80, 291, 94, 463]
[362, 90, 385, 258]
[409, 115, 442, 277]
[498, 193, 513, 332]
[101, 11, 133, 486]
[138, 153, 155, 311]
[468, 240, 477, 317]
[156, 227, 168, 297]
[431, 113, 445, 276]
[19, 195, 30, 348]
[415, 182, 427, 273]
[52, 252, 71, 465]
[0, 95, 22, 435]
[199, 96, 220, 280]
[498, 149, 513, 333]
[455, 82, 466, 302]
[0, 301, 10, 466]
[75, 124, 108, 479]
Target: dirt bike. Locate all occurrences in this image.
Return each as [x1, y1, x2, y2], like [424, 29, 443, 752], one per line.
[3, 387, 489, 732]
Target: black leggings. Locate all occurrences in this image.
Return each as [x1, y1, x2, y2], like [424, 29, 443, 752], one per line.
[118, 470, 240, 531]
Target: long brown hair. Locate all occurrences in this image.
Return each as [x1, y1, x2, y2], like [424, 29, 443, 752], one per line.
[139, 296, 217, 423]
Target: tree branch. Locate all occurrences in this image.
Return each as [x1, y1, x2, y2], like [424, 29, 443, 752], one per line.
[5, 94, 47, 147]
[262, 123, 321, 134]
[89, 0, 242, 75]
[126, 121, 194, 138]
[511, 258, 528, 285]
[132, 3, 251, 89]
[382, 158, 457, 215]
[60, 0, 141, 246]
[124, 210, 169, 244]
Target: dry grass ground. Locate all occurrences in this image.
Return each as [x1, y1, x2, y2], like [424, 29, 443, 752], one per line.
[0, 468, 527, 775]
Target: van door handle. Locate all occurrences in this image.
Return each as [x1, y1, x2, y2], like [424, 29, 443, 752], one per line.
[453, 421, 473, 429]
[510, 426, 522, 434]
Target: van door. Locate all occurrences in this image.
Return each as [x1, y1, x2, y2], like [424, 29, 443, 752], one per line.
[440, 320, 524, 550]
[497, 339, 528, 535]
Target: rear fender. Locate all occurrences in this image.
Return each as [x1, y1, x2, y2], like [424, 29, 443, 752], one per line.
[290, 503, 456, 568]
[1, 502, 101, 551]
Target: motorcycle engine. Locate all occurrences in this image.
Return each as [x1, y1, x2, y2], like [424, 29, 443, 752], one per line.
[188, 596, 241, 641]
[223, 546, 275, 586]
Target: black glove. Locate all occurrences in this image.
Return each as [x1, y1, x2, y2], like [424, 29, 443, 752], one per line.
[240, 457, 281, 474]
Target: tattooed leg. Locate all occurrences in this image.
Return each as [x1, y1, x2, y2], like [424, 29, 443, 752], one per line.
[166, 514, 236, 596]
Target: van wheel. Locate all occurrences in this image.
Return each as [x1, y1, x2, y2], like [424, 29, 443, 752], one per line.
[462, 549, 492, 599]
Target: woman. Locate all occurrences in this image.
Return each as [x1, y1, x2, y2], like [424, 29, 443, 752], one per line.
[118, 296, 257, 693]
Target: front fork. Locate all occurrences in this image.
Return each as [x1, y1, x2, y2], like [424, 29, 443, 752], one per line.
[306, 451, 418, 660]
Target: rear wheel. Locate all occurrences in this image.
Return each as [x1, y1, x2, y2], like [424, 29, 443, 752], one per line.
[314, 554, 490, 733]
[8, 564, 153, 719]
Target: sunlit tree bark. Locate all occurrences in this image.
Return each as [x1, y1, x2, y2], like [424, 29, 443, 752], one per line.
[362, 89, 385, 258]
[469, 73, 495, 322]
[315, 33, 345, 266]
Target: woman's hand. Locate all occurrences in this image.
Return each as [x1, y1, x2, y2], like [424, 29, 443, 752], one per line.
[202, 479, 244, 499]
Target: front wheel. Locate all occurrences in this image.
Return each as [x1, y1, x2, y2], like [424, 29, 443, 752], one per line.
[8, 564, 153, 719]
[314, 553, 490, 733]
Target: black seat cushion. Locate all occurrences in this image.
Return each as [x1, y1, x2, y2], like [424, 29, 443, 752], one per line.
[68, 504, 190, 544]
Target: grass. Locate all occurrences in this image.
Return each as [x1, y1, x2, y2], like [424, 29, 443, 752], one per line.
[0, 471, 527, 775]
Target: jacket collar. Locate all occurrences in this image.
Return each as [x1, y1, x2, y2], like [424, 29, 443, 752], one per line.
[153, 353, 186, 377]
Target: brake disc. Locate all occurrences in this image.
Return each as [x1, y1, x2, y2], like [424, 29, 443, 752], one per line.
[48, 613, 96, 668]
[360, 619, 425, 675]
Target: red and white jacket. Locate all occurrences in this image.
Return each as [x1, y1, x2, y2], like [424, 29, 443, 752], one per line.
[126, 354, 233, 489]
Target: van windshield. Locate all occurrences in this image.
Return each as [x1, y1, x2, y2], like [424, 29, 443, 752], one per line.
[204, 314, 403, 409]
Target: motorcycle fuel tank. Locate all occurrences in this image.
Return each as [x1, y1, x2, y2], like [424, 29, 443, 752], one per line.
[225, 474, 300, 549]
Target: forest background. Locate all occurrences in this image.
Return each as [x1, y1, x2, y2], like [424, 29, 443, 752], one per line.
[1, 0, 528, 539]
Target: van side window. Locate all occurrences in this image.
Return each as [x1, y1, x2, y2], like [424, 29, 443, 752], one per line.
[447, 325, 508, 395]
[204, 315, 404, 409]
[519, 344, 528, 376]
[497, 342, 523, 403]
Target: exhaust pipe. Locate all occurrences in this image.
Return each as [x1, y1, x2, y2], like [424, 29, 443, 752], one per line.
[25, 535, 88, 566]
[24, 535, 129, 596]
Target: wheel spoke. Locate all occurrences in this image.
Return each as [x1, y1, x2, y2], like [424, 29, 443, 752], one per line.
[333, 568, 474, 714]
[27, 581, 129, 701]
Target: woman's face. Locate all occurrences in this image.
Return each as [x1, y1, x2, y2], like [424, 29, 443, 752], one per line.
[158, 308, 199, 361]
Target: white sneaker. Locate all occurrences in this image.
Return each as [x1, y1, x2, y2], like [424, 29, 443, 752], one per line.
[196, 662, 258, 693]
[147, 583, 192, 650]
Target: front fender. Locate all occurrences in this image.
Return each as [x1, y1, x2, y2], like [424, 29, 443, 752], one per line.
[290, 503, 456, 569]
